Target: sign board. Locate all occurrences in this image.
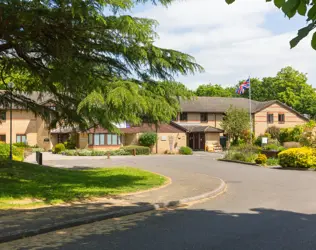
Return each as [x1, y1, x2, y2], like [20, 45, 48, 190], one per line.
[161, 136, 167, 141]
[43, 138, 50, 142]
[261, 137, 268, 144]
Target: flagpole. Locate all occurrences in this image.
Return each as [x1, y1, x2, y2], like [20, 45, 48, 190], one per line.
[249, 76, 253, 144]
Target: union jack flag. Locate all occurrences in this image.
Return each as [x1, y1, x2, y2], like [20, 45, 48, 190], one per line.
[236, 78, 250, 95]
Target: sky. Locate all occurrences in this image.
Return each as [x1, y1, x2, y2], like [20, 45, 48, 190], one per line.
[128, 0, 316, 90]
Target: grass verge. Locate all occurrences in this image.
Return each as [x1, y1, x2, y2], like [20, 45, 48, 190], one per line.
[0, 161, 167, 209]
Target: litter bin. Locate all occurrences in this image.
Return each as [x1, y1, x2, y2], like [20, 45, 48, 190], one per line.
[36, 152, 43, 165]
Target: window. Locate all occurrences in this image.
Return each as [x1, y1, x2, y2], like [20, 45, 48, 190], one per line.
[16, 134, 27, 143]
[88, 133, 120, 146]
[278, 113, 285, 123]
[267, 114, 274, 124]
[88, 134, 93, 145]
[180, 112, 188, 121]
[200, 113, 208, 123]
[0, 135, 5, 142]
[93, 134, 105, 146]
[0, 111, 6, 120]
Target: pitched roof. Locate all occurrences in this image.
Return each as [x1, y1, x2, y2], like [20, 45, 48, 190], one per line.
[86, 123, 186, 134]
[180, 97, 266, 113]
[179, 125, 224, 133]
[180, 97, 308, 121]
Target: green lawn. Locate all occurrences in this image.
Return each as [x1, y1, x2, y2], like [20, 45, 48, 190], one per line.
[0, 161, 167, 209]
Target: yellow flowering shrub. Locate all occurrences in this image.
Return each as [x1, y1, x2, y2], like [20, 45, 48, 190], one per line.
[278, 147, 316, 168]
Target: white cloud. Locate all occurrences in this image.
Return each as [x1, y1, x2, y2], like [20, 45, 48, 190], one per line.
[134, 0, 316, 89]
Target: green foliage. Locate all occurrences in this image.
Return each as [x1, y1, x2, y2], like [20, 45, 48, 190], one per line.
[32, 148, 45, 153]
[226, 1, 316, 50]
[263, 144, 285, 152]
[0, 0, 203, 130]
[255, 154, 268, 165]
[0, 143, 24, 161]
[266, 126, 281, 140]
[13, 142, 30, 148]
[224, 144, 261, 163]
[220, 106, 250, 143]
[278, 147, 316, 168]
[229, 144, 262, 154]
[121, 145, 151, 155]
[63, 134, 77, 149]
[266, 158, 279, 166]
[299, 120, 316, 147]
[139, 133, 158, 147]
[53, 143, 66, 154]
[279, 125, 304, 143]
[179, 146, 193, 155]
[195, 84, 236, 97]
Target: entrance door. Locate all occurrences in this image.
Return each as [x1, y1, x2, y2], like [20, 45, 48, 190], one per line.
[189, 133, 205, 151]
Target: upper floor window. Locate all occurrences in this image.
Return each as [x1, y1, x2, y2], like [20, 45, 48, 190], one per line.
[0, 111, 6, 120]
[0, 135, 5, 142]
[88, 133, 120, 146]
[16, 134, 27, 143]
[180, 112, 188, 121]
[267, 113, 274, 124]
[278, 113, 285, 123]
[200, 113, 208, 123]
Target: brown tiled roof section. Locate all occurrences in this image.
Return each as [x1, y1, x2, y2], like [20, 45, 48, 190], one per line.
[180, 125, 224, 133]
[86, 123, 185, 134]
[180, 97, 270, 113]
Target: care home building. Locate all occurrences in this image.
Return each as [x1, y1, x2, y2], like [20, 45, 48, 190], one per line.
[173, 97, 309, 150]
[0, 93, 309, 152]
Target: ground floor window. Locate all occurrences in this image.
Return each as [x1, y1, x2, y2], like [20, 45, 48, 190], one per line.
[88, 133, 121, 146]
[0, 134, 5, 142]
[16, 134, 27, 143]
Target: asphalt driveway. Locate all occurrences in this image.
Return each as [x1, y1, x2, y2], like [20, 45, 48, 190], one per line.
[4, 153, 316, 249]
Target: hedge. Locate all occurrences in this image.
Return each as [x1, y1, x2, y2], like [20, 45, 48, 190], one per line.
[278, 147, 316, 168]
[0, 142, 24, 161]
[121, 146, 151, 155]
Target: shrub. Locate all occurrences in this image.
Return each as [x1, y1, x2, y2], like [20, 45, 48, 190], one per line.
[32, 147, 45, 153]
[266, 126, 281, 140]
[91, 150, 106, 156]
[108, 149, 131, 156]
[266, 158, 279, 166]
[278, 147, 316, 168]
[279, 126, 304, 143]
[64, 149, 77, 156]
[263, 144, 285, 151]
[255, 154, 267, 165]
[233, 152, 247, 161]
[139, 133, 157, 147]
[229, 144, 261, 154]
[179, 146, 193, 155]
[13, 142, 30, 148]
[53, 143, 66, 154]
[0, 143, 24, 161]
[77, 149, 92, 156]
[121, 146, 150, 155]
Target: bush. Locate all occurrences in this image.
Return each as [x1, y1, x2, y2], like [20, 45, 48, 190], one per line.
[278, 147, 316, 168]
[108, 149, 131, 156]
[233, 152, 247, 161]
[53, 143, 66, 154]
[77, 149, 92, 156]
[266, 158, 279, 166]
[91, 150, 106, 156]
[279, 126, 304, 143]
[13, 142, 30, 148]
[32, 147, 45, 153]
[0, 143, 24, 161]
[255, 154, 267, 165]
[139, 133, 157, 147]
[266, 126, 281, 140]
[121, 146, 151, 155]
[263, 144, 285, 151]
[179, 146, 193, 155]
[64, 149, 77, 156]
[229, 144, 261, 154]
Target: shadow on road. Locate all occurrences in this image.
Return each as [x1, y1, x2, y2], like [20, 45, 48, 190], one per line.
[2, 207, 316, 250]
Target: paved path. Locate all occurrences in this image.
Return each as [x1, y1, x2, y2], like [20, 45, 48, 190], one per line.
[4, 154, 316, 249]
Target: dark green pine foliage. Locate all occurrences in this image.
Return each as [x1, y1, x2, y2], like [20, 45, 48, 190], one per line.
[0, 0, 203, 131]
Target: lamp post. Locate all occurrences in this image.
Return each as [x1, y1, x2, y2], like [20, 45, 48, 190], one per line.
[8, 82, 14, 162]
